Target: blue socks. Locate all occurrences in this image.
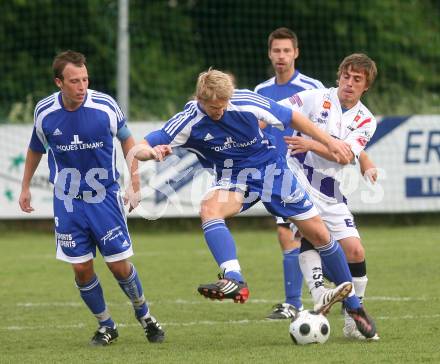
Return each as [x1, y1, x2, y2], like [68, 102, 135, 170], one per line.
[317, 240, 361, 310]
[283, 248, 303, 309]
[202, 219, 244, 282]
[322, 261, 336, 283]
[77, 275, 115, 328]
[202, 219, 237, 264]
[77, 265, 149, 328]
[117, 264, 149, 319]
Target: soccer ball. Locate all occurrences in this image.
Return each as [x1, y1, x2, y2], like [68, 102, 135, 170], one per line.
[289, 310, 331, 345]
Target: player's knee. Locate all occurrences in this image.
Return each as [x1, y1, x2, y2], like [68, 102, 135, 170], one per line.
[302, 229, 330, 246]
[345, 244, 365, 262]
[277, 225, 297, 249]
[199, 202, 220, 220]
[295, 216, 330, 246]
[107, 259, 132, 280]
[277, 225, 293, 242]
[73, 261, 94, 284]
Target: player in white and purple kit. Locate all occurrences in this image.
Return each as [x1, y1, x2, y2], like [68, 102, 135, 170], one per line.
[19, 50, 164, 346]
[282, 53, 380, 340]
[135, 69, 377, 339]
[254, 27, 325, 319]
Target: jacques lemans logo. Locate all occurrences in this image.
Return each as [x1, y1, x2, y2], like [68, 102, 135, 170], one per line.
[71, 135, 83, 145]
[56, 134, 104, 152]
[211, 136, 258, 152]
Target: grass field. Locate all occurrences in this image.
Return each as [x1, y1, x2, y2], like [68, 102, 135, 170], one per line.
[1, 223, 439, 363]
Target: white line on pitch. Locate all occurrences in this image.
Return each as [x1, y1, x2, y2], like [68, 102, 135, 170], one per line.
[14, 296, 431, 308]
[2, 314, 440, 331]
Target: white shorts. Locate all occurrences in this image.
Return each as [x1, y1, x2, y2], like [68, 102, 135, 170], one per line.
[289, 196, 360, 241]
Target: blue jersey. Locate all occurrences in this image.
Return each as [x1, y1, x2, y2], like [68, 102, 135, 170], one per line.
[145, 89, 293, 174]
[29, 89, 127, 194]
[254, 70, 324, 155]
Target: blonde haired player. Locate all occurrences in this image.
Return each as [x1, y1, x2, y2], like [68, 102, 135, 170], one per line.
[135, 68, 377, 340]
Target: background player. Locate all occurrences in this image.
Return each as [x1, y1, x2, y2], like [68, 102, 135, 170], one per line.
[282, 53, 379, 340]
[134, 68, 377, 339]
[19, 50, 164, 346]
[254, 27, 324, 319]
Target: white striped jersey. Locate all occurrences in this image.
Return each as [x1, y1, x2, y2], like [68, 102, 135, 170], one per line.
[254, 70, 324, 155]
[279, 87, 377, 203]
[145, 89, 293, 172]
[29, 89, 127, 192]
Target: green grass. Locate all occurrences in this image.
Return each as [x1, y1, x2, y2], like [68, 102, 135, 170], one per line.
[1, 225, 440, 363]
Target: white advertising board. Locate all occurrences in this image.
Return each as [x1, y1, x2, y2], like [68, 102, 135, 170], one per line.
[1, 116, 439, 219]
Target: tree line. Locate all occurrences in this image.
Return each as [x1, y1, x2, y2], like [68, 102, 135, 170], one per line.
[1, 0, 439, 122]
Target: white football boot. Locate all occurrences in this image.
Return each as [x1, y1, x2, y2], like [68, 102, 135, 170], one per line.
[313, 281, 352, 315]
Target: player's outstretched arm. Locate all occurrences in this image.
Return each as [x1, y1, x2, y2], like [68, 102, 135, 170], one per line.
[289, 111, 352, 163]
[284, 135, 353, 165]
[133, 140, 172, 162]
[359, 150, 378, 183]
[19, 149, 43, 213]
[121, 136, 141, 212]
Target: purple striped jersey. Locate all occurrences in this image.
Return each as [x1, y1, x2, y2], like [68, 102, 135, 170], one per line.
[254, 70, 324, 155]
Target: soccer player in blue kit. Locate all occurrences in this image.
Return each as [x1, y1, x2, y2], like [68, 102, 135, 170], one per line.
[134, 68, 378, 339]
[254, 27, 325, 319]
[19, 50, 164, 346]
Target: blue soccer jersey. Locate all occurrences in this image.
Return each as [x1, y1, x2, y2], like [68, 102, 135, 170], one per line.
[29, 89, 133, 263]
[29, 89, 127, 194]
[145, 89, 317, 220]
[145, 89, 292, 174]
[254, 70, 324, 155]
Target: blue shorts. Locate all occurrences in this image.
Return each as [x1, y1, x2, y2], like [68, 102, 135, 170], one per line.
[212, 156, 317, 220]
[53, 183, 133, 264]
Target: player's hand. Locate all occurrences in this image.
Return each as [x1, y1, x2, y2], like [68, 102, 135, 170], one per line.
[363, 168, 378, 184]
[328, 138, 352, 164]
[134, 143, 172, 162]
[19, 188, 34, 213]
[150, 145, 173, 161]
[360, 155, 378, 183]
[123, 187, 141, 213]
[284, 136, 312, 154]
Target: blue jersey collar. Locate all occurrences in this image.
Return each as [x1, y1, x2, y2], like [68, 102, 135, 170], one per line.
[276, 69, 299, 86]
[58, 90, 88, 112]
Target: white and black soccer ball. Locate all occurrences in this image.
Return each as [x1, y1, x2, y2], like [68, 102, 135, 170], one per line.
[289, 310, 330, 345]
